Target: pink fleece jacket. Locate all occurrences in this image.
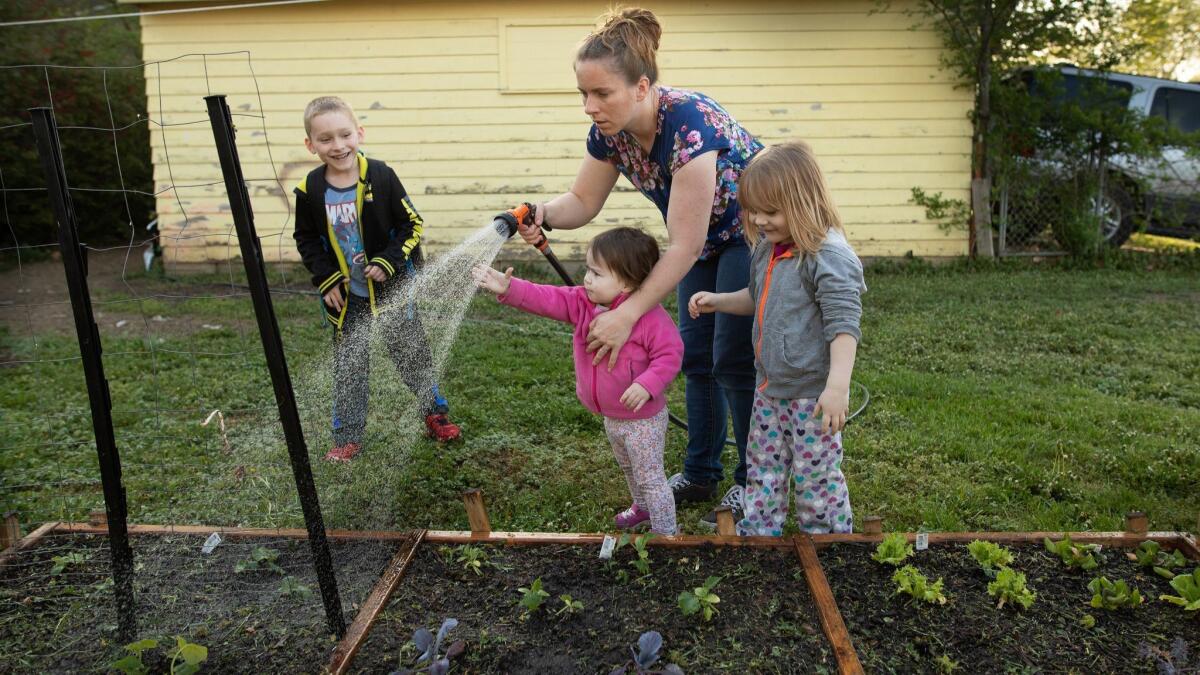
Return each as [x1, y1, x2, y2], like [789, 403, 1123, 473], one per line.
[498, 277, 683, 420]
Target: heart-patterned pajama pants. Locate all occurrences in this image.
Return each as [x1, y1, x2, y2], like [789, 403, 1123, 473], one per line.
[737, 392, 853, 536]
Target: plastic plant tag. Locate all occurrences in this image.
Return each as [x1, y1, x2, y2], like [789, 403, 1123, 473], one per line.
[201, 532, 223, 554]
[915, 532, 929, 551]
[599, 534, 616, 560]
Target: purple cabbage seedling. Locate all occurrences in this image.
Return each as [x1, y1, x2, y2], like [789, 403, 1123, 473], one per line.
[393, 618, 465, 675]
[609, 631, 684, 675]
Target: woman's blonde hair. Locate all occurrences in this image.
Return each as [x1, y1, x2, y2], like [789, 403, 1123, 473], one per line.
[576, 7, 661, 85]
[737, 141, 842, 257]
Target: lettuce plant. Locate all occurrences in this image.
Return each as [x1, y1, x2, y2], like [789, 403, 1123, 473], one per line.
[967, 541, 1014, 577]
[1159, 567, 1200, 612]
[1089, 576, 1144, 610]
[872, 533, 913, 566]
[986, 567, 1035, 610]
[892, 565, 947, 605]
[608, 631, 684, 675]
[1129, 541, 1188, 579]
[1043, 535, 1101, 570]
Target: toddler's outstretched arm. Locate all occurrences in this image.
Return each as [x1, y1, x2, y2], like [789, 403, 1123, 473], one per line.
[687, 288, 753, 319]
[471, 264, 513, 295]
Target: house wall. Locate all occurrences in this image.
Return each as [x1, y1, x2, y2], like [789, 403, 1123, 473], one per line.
[135, 0, 973, 267]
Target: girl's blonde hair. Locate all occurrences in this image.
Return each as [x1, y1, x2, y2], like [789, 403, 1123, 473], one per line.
[738, 141, 842, 257]
[576, 7, 661, 85]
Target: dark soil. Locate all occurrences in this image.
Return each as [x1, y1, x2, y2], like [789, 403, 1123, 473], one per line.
[819, 542, 1200, 673]
[351, 542, 834, 674]
[0, 532, 397, 673]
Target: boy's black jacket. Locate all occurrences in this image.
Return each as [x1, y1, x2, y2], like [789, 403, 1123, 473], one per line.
[293, 152, 424, 329]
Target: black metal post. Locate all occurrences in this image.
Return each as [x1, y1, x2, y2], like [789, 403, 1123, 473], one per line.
[204, 95, 346, 636]
[30, 107, 136, 643]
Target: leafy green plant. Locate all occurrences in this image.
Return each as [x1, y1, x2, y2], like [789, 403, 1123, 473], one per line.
[456, 544, 490, 576]
[934, 654, 960, 674]
[872, 533, 914, 566]
[278, 576, 312, 599]
[397, 618, 465, 675]
[966, 540, 1014, 577]
[1129, 540, 1188, 579]
[111, 638, 159, 675]
[167, 636, 208, 675]
[892, 565, 947, 605]
[517, 578, 549, 614]
[50, 551, 88, 576]
[678, 575, 722, 622]
[986, 567, 1036, 610]
[1044, 535, 1101, 570]
[1089, 576, 1144, 610]
[554, 594, 583, 618]
[630, 533, 654, 577]
[1159, 567, 1200, 612]
[609, 631, 684, 674]
[234, 547, 283, 574]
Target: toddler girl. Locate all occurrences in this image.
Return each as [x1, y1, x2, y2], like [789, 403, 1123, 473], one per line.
[472, 227, 683, 534]
[688, 141, 864, 535]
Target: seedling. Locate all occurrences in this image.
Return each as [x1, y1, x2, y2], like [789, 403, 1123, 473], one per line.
[934, 654, 959, 674]
[50, 551, 88, 576]
[111, 638, 159, 675]
[872, 533, 913, 566]
[608, 631, 684, 674]
[397, 618, 466, 675]
[1089, 576, 1144, 610]
[456, 544, 490, 576]
[1129, 540, 1187, 579]
[630, 533, 654, 577]
[1159, 567, 1200, 612]
[554, 594, 584, 617]
[678, 575, 721, 622]
[1079, 613, 1096, 629]
[986, 567, 1035, 610]
[278, 576, 312, 599]
[167, 636, 208, 675]
[235, 546, 284, 574]
[892, 565, 947, 605]
[517, 578, 550, 614]
[1043, 535, 1101, 570]
[966, 540, 1014, 577]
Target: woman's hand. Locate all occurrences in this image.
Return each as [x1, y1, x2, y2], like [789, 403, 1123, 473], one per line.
[813, 385, 849, 435]
[620, 382, 651, 412]
[587, 304, 636, 370]
[516, 202, 546, 246]
[688, 291, 720, 319]
[471, 264, 513, 295]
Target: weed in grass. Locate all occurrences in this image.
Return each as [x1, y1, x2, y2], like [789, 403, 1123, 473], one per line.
[1089, 576, 1144, 610]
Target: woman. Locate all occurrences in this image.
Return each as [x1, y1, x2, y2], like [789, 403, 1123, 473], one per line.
[511, 8, 763, 527]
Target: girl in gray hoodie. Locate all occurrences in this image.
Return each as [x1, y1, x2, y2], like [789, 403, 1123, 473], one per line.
[688, 142, 864, 535]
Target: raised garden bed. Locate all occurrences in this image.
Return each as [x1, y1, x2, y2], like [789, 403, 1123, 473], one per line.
[349, 539, 834, 674]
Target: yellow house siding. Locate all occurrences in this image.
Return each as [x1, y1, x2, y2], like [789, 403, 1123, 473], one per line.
[139, 0, 972, 266]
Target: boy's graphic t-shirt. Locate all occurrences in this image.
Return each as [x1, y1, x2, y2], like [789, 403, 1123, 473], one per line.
[325, 184, 368, 297]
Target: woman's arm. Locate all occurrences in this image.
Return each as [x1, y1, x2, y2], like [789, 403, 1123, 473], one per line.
[586, 151, 716, 368]
[532, 155, 620, 231]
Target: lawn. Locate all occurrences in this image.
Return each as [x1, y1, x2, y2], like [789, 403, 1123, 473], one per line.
[1, 253, 1198, 537]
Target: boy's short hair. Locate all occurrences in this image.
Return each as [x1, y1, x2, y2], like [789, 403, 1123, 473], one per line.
[588, 226, 660, 289]
[303, 96, 357, 136]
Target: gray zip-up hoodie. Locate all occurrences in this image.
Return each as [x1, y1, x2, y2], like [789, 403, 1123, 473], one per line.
[747, 229, 866, 399]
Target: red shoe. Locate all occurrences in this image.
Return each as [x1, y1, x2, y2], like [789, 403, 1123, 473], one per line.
[424, 413, 462, 442]
[323, 442, 362, 462]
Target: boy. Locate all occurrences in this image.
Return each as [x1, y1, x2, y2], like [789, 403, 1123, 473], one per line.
[293, 96, 461, 462]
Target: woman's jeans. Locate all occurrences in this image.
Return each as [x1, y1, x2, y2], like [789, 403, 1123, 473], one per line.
[676, 240, 755, 487]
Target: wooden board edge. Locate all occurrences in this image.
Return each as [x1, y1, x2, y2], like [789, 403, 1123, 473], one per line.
[793, 535, 865, 675]
[326, 530, 426, 675]
[0, 522, 61, 567]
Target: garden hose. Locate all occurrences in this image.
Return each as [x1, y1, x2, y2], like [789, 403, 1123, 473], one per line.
[493, 204, 870, 448]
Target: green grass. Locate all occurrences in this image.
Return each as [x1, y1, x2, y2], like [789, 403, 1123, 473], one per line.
[1, 258, 1198, 535]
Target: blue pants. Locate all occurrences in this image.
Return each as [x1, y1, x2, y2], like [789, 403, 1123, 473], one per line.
[676, 240, 755, 487]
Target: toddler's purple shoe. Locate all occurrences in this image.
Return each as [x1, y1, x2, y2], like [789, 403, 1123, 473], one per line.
[614, 504, 650, 530]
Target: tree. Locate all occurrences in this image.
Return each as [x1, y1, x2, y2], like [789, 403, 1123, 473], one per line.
[0, 1, 152, 250]
[1099, 0, 1200, 80]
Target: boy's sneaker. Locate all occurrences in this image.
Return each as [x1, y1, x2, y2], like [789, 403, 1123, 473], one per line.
[700, 484, 745, 529]
[424, 413, 462, 442]
[324, 442, 362, 463]
[667, 472, 718, 505]
[614, 504, 651, 531]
